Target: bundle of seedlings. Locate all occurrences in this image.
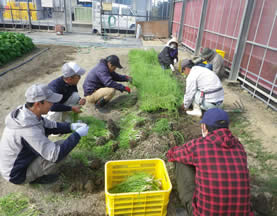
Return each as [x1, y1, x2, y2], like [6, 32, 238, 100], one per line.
[109, 172, 161, 193]
[128, 49, 183, 112]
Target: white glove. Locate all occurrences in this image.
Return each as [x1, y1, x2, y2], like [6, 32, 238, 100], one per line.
[170, 64, 175, 72]
[76, 125, 89, 137]
[174, 58, 177, 64]
[71, 123, 87, 131]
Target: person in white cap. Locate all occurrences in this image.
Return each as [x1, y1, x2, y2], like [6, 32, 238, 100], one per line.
[45, 62, 86, 122]
[158, 37, 178, 71]
[181, 59, 224, 117]
[0, 84, 89, 184]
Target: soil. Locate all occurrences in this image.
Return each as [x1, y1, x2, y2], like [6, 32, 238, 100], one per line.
[0, 44, 276, 216]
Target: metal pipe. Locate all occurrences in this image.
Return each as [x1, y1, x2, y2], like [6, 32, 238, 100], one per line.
[252, 10, 276, 98]
[245, 40, 277, 52]
[216, 0, 226, 49]
[177, 0, 187, 42]
[195, 0, 208, 55]
[228, 0, 242, 62]
[267, 74, 277, 107]
[237, 76, 277, 104]
[242, 0, 265, 84]
[63, 0, 67, 32]
[222, 0, 233, 52]
[27, 0, 32, 31]
[203, 29, 237, 40]
[239, 67, 277, 86]
[240, 85, 277, 111]
[229, 0, 256, 80]
[183, 23, 198, 30]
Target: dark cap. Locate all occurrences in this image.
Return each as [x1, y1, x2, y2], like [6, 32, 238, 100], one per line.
[200, 108, 229, 127]
[106, 55, 123, 69]
[181, 59, 194, 70]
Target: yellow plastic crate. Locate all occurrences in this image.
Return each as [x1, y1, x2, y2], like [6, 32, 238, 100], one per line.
[105, 159, 172, 216]
[203, 49, 225, 64]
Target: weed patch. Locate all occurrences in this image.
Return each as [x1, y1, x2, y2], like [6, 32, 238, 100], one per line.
[0, 193, 41, 216]
[128, 49, 183, 112]
[153, 118, 171, 135]
[229, 113, 277, 194]
[117, 112, 145, 148]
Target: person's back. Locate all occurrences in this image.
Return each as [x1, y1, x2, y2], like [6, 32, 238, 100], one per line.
[167, 108, 253, 216]
[208, 52, 225, 80]
[83, 60, 105, 96]
[191, 127, 252, 215]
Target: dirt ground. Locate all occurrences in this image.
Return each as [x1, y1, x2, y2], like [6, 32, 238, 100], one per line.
[0, 44, 276, 216]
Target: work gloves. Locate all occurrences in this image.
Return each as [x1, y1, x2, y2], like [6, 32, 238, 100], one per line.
[124, 86, 131, 93]
[126, 76, 133, 84]
[170, 64, 175, 72]
[173, 58, 177, 64]
[71, 123, 89, 137]
[76, 125, 89, 137]
[71, 123, 87, 131]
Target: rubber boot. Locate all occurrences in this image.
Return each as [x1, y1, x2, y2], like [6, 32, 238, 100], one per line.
[95, 97, 107, 109]
[186, 103, 202, 117]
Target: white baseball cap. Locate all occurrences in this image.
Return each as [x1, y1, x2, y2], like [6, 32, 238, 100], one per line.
[62, 62, 86, 78]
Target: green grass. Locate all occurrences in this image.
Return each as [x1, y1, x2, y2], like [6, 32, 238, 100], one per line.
[117, 112, 145, 148]
[229, 113, 277, 194]
[0, 193, 41, 216]
[153, 118, 171, 135]
[128, 49, 183, 112]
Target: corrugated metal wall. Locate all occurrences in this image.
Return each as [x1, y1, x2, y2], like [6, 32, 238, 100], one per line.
[181, 0, 202, 50]
[171, 0, 277, 110]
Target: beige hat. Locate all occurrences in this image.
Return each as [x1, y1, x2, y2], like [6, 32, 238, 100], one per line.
[25, 84, 62, 103]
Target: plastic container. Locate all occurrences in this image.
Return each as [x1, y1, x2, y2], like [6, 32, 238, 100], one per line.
[105, 158, 172, 216]
[203, 49, 225, 64]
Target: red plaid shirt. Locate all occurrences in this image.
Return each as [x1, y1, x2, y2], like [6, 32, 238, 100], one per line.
[167, 128, 254, 216]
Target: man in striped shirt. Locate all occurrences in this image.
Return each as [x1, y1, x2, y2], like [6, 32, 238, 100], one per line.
[167, 108, 254, 216]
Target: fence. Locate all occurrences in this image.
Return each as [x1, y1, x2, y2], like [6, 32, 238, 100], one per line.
[170, 0, 277, 110]
[0, 1, 66, 31]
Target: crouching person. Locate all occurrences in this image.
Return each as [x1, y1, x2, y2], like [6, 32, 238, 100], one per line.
[167, 108, 254, 216]
[83, 55, 132, 109]
[181, 59, 224, 117]
[0, 84, 89, 185]
[45, 62, 86, 122]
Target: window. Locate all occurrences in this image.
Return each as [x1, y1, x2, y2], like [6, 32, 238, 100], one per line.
[112, 7, 119, 15]
[121, 8, 131, 16]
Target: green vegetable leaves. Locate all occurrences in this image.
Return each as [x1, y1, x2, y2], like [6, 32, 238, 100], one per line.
[0, 32, 35, 66]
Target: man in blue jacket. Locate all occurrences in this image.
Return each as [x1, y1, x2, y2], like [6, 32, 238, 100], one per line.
[46, 62, 86, 122]
[83, 55, 132, 108]
[0, 84, 89, 184]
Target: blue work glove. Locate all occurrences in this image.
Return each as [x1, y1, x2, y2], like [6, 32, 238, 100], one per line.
[71, 123, 87, 131]
[76, 125, 89, 137]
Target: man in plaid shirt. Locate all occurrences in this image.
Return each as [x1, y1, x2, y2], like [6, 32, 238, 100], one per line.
[167, 108, 254, 216]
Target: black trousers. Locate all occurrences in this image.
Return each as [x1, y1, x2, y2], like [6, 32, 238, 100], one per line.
[176, 163, 196, 216]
